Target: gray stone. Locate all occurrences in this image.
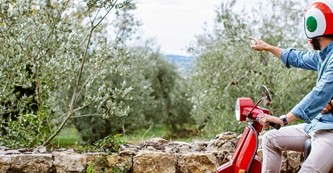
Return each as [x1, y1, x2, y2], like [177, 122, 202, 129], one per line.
[53, 151, 86, 173]
[10, 154, 54, 173]
[0, 155, 11, 172]
[178, 152, 218, 173]
[133, 151, 177, 173]
[0, 131, 305, 173]
[33, 145, 48, 154]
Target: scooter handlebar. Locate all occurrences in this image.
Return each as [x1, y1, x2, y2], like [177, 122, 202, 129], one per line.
[268, 122, 281, 130]
[256, 111, 281, 130]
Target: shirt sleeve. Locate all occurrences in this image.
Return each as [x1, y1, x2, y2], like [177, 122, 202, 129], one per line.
[290, 55, 333, 122]
[280, 48, 319, 71]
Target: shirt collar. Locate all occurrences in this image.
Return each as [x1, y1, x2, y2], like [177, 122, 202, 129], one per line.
[319, 41, 333, 60]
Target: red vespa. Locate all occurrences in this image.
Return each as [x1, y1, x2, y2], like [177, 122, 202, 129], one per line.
[216, 85, 280, 173]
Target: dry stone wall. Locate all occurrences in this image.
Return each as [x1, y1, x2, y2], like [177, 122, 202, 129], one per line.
[0, 132, 303, 173]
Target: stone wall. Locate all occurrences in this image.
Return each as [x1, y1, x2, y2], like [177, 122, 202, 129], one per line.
[0, 132, 303, 173]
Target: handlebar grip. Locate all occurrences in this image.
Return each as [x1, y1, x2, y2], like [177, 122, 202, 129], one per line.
[268, 122, 281, 130]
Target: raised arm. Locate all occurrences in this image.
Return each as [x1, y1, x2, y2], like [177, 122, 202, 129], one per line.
[249, 37, 283, 59]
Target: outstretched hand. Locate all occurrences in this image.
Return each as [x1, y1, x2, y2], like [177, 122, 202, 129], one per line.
[249, 36, 271, 51]
[248, 36, 283, 58]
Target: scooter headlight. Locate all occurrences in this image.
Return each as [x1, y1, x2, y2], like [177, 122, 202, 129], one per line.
[235, 97, 254, 121]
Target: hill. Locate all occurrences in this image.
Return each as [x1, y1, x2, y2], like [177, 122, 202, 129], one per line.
[164, 54, 195, 75]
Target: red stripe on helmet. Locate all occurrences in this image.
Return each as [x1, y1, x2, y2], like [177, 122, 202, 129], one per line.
[312, 2, 333, 35]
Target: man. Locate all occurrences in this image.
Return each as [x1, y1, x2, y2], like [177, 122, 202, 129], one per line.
[249, 0, 333, 172]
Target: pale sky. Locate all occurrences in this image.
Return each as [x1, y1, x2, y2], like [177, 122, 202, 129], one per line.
[134, 0, 258, 56]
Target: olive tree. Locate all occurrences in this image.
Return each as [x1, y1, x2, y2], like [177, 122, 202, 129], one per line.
[0, 0, 136, 148]
[189, 0, 314, 136]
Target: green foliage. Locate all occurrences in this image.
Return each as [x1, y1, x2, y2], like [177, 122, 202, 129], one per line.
[0, 0, 158, 148]
[69, 0, 194, 144]
[73, 46, 195, 143]
[86, 156, 130, 173]
[88, 134, 125, 153]
[86, 156, 111, 173]
[190, 0, 315, 136]
[0, 107, 53, 148]
[1, 0, 315, 149]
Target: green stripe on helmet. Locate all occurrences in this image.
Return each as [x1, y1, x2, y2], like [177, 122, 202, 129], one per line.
[306, 16, 318, 32]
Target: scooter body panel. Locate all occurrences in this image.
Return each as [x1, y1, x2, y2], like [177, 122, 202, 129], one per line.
[235, 124, 259, 172]
[216, 127, 249, 173]
[249, 156, 262, 173]
[216, 124, 260, 173]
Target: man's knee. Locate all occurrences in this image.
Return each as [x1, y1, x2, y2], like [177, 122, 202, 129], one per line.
[262, 130, 278, 148]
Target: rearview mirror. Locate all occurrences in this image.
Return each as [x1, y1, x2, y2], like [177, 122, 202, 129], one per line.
[260, 85, 272, 106]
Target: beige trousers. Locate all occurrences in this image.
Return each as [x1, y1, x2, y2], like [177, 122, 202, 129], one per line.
[262, 123, 333, 173]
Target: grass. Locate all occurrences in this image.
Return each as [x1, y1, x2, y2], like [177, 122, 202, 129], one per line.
[53, 124, 202, 148]
[52, 125, 168, 147]
[115, 124, 203, 143]
[52, 126, 82, 147]
[119, 124, 169, 143]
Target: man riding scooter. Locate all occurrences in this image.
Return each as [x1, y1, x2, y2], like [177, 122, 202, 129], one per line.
[249, 0, 333, 172]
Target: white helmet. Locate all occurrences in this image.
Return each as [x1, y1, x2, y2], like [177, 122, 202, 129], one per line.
[304, 0, 333, 38]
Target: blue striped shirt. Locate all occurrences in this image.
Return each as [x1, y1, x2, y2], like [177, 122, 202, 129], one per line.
[281, 42, 333, 133]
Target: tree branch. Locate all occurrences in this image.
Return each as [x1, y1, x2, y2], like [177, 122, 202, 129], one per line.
[43, 1, 118, 146]
[70, 114, 104, 118]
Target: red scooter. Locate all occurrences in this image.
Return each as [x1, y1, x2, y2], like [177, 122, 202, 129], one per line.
[216, 86, 333, 173]
[216, 85, 280, 173]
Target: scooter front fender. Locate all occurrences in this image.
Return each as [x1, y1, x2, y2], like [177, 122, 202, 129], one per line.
[217, 158, 261, 173]
[217, 124, 260, 173]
